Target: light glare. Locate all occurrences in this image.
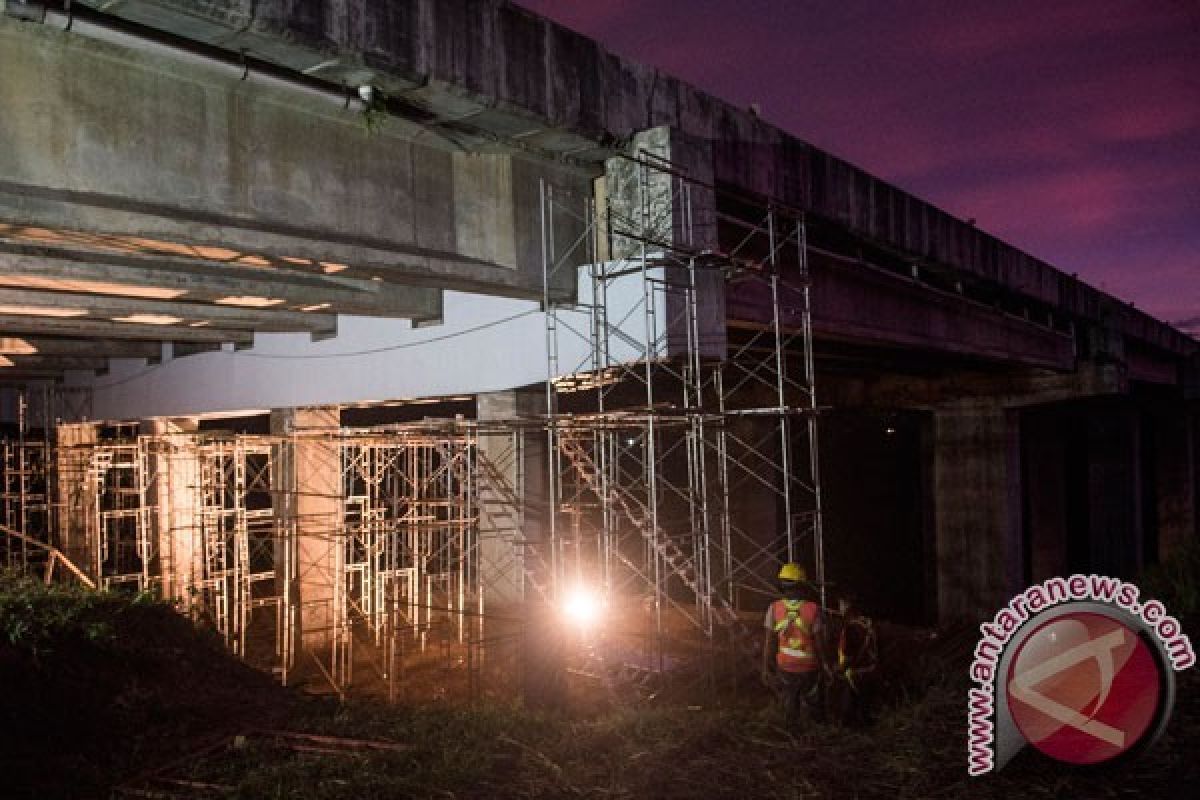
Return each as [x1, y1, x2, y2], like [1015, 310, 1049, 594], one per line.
[562, 586, 604, 627]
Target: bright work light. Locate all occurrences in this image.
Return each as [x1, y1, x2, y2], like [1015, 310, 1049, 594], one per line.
[562, 585, 604, 626]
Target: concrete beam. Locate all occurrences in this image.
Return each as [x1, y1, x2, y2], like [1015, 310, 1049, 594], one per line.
[0, 369, 75, 381]
[0, 355, 109, 372]
[819, 362, 1126, 410]
[0, 239, 443, 320]
[68, 0, 1194, 359]
[0, 286, 337, 334]
[0, 313, 254, 344]
[0, 178, 558, 299]
[0, 336, 161, 359]
[753, 254, 1075, 371]
[0, 16, 586, 303]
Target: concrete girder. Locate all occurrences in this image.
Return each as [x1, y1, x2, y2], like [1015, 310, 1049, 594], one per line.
[65, 1, 612, 165]
[0, 354, 110, 372]
[0, 286, 338, 335]
[0, 336, 161, 359]
[0, 15, 587, 305]
[0, 313, 254, 345]
[811, 256, 1074, 371]
[0, 240, 443, 321]
[0, 369, 79, 381]
[0, 181, 562, 302]
[818, 362, 1127, 410]
[62, 0, 1194, 361]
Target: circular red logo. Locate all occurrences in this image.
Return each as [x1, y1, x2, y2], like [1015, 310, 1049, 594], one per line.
[1006, 612, 1163, 765]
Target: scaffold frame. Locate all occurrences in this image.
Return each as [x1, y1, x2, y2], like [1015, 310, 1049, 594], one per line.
[538, 148, 827, 680]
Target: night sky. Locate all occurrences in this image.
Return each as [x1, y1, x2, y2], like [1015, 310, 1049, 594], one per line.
[517, 0, 1199, 331]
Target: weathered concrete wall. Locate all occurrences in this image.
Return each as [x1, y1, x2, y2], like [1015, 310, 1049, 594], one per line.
[0, 13, 585, 299]
[476, 388, 546, 607]
[1150, 404, 1196, 560]
[1021, 407, 1070, 582]
[805, 252, 1076, 370]
[54, 421, 99, 571]
[605, 127, 725, 360]
[72, 0, 1195, 359]
[1084, 402, 1144, 578]
[270, 406, 341, 662]
[141, 416, 201, 606]
[933, 401, 1022, 621]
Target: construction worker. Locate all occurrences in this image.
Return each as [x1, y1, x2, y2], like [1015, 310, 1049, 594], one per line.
[762, 562, 824, 725]
[825, 597, 879, 725]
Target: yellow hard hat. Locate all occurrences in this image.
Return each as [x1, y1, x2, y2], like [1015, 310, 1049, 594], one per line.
[778, 562, 806, 582]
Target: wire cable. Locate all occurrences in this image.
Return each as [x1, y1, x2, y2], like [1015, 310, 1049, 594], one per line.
[88, 308, 541, 391]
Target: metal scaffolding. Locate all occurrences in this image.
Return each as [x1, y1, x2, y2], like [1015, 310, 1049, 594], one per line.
[192, 436, 289, 675]
[539, 149, 826, 680]
[1, 440, 51, 571]
[91, 433, 159, 592]
[1, 422, 518, 699]
[0, 387, 69, 573]
[335, 425, 491, 696]
[0, 152, 824, 705]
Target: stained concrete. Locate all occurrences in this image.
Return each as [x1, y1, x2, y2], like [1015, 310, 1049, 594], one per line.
[54, 421, 98, 572]
[1084, 403, 1144, 578]
[270, 406, 342, 658]
[67, 0, 1196, 359]
[0, 13, 585, 301]
[933, 401, 1021, 621]
[141, 416, 201, 606]
[1150, 405, 1196, 560]
[476, 388, 547, 607]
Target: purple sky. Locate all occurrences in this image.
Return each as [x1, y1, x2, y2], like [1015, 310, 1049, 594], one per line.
[517, 0, 1200, 329]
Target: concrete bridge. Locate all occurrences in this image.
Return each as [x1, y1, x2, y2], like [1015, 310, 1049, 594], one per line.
[0, 0, 1196, 625]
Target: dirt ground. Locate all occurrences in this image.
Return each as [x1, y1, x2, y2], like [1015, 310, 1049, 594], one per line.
[2, 574, 1197, 799]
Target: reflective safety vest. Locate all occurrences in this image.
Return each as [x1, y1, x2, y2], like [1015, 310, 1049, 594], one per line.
[771, 598, 819, 673]
[836, 616, 878, 689]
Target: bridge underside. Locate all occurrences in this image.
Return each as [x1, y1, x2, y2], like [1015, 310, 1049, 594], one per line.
[0, 0, 1196, 644]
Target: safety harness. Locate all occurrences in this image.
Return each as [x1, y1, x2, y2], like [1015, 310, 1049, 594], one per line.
[772, 598, 817, 672]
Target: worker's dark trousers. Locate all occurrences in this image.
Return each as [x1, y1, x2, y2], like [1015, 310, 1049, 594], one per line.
[827, 672, 877, 726]
[774, 669, 821, 726]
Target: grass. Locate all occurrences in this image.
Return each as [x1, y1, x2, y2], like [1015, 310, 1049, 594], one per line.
[132, 670, 1200, 799]
[1, 564, 1198, 799]
[0, 571, 291, 799]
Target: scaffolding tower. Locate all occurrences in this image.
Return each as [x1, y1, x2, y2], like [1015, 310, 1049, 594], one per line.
[539, 150, 825, 674]
[0, 151, 825, 704]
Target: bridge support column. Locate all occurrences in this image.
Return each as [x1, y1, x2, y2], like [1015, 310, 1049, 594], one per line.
[1084, 401, 1144, 578]
[1151, 404, 1196, 561]
[54, 421, 98, 577]
[1021, 407, 1069, 582]
[141, 416, 201, 608]
[271, 406, 342, 668]
[478, 388, 562, 709]
[476, 389, 546, 608]
[933, 401, 1022, 623]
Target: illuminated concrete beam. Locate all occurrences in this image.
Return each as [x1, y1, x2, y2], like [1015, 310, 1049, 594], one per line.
[0, 286, 337, 335]
[0, 336, 161, 359]
[0, 354, 109, 372]
[0, 241, 443, 321]
[0, 313, 254, 345]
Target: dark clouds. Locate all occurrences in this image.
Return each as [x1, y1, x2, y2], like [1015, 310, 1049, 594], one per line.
[517, 0, 1199, 326]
